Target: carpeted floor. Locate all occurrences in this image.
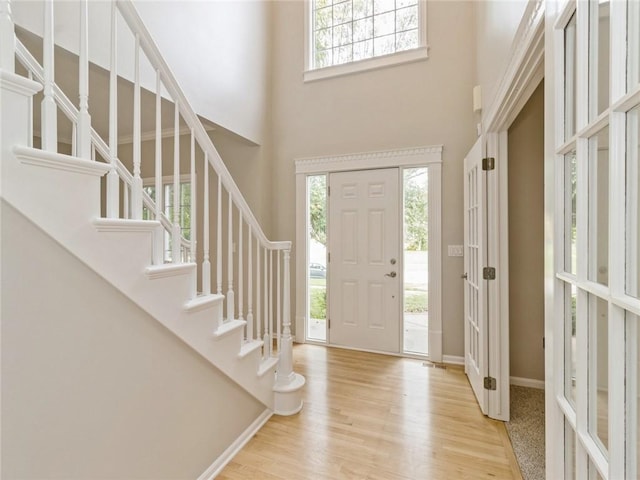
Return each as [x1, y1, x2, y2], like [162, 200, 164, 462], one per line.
[506, 385, 545, 480]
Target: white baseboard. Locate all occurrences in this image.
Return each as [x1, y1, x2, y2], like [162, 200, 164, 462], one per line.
[197, 408, 272, 480]
[442, 354, 464, 366]
[510, 376, 545, 389]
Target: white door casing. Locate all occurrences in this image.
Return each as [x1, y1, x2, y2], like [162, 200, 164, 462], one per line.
[464, 137, 489, 415]
[328, 168, 400, 354]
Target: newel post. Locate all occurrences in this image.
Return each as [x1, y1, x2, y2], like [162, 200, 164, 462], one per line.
[273, 247, 305, 416]
[0, 0, 15, 73]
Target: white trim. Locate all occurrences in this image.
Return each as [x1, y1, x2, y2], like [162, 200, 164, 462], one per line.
[510, 376, 545, 389]
[479, 0, 545, 424]
[427, 162, 442, 362]
[295, 145, 443, 174]
[196, 409, 272, 480]
[442, 354, 464, 366]
[304, 47, 429, 83]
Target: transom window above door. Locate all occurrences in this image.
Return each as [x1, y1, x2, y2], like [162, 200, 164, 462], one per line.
[304, 0, 429, 82]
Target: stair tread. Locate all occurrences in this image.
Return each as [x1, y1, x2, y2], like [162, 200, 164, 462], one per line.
[93, 218, 161, 232]
[239, 339, 264, 359]
[212, 319, 247, 339]
[257, 356, 279, 377]
[145, 263, 196, 279]
[13, 145, 110, 177]
[184, 293, 224, 313]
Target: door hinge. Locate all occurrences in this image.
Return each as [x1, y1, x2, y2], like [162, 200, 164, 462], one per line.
[482, 157, 495, 171]
[484, 376, 497, 390]
[328, 252, 330, 263]
[328, 186, 330, 196]
[328, 318, 330, 329]
[483, 267, 496, 280]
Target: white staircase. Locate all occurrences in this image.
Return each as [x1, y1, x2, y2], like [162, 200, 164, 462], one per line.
[0, 0, 303, 427]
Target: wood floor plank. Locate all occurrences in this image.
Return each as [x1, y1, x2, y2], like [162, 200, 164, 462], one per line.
[218, 345, 523, 479]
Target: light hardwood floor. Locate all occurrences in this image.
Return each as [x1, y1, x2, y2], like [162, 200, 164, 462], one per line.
[219, 345, 523, 480]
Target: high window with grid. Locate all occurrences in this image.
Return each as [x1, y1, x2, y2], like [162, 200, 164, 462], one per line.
[306, 0, 427, 80]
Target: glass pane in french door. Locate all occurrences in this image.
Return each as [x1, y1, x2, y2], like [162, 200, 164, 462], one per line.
[565, 151, 578, 275]
[565, 282, 578, 405]
[625, 311, 640, 479]
[628, 106, 640, 299]
[628, 0, 640, 90]
[588, 0, 610, 119]
[565, 12, 578, 141]
[588, 293, 609, 452]
[588, 126, 609, 286]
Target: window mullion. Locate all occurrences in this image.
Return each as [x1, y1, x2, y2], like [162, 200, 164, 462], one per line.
[575, 1, 591, 478]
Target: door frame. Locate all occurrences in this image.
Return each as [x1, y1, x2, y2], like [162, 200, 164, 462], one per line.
[478, 0, 545, 421]
[294, 146, 443, 361]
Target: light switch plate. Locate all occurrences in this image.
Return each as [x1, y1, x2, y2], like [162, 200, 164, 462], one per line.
[448, 245, 463, 257]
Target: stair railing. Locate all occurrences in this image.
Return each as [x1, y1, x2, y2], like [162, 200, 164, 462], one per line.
[4, 0, 295, 379]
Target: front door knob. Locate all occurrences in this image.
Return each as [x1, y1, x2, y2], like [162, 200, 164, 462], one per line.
[385, 271, 397, 278]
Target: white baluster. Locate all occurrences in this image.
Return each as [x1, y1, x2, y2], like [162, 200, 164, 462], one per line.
[227, 191, 235, 321]
[106, 0, 119, 219]
[238, 212, 244, 323]
[77, 0, 91, 159]
[131, 33, 143, 219]
[172, 102, 181, 263]
[247, 226, 253, 341]
[216, 176, 222, 295]
[256, 241, 261, 344]
[27, 71, 33, 147]
[275, 249, 295, 386]
[123, 184, 129, 219]
[190, 131, 196, 265]
[277, 250, 281, 353]
[0, 0, 15, 72]
[152, 70, 163, 265]
[269, 249, 273, 353]
[263, 246, 270, 358]
[202, 155, 211, 294]
[41, 0, 57, 152]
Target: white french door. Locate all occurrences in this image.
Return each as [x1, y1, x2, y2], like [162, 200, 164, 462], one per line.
[548, 0, 640, 478]
[328, 168, 401, 353]
[463, 137, 488, 415]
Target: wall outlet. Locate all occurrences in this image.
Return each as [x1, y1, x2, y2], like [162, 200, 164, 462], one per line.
[448, 245, 463, 257]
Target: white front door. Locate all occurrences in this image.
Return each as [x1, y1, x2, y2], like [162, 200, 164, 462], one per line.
[464, 137, 488, 415]
[328, 168, 400, 353]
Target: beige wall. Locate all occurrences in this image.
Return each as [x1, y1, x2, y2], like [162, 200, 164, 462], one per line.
[1, 201, 265, 479]
[507, 81, 545, 382]
[271, 0, 477, 356]
[474, 0, 528, 117]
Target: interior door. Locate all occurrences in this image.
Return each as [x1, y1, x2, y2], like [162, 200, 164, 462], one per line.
[464, 137, 488, 414]
[328, 168, 400, 353]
